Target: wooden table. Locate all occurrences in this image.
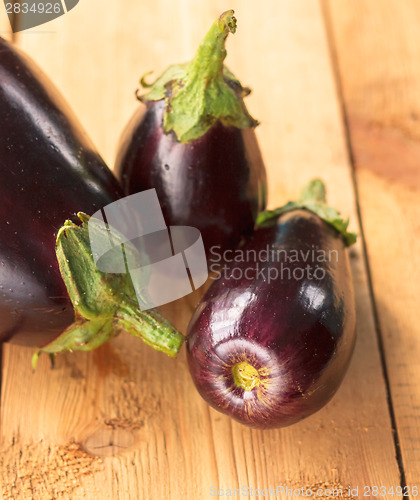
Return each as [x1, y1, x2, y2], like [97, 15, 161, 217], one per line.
[1, 1, 419, 498]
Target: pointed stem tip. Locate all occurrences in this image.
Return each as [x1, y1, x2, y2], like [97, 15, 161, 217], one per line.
[218, 10, 237, 34]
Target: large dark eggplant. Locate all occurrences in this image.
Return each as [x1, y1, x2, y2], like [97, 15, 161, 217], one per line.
[0, 36, 121, 345]
[186, 180, 357, 429]
[0, 37, 183, 359]
[115, 10, 267, 257]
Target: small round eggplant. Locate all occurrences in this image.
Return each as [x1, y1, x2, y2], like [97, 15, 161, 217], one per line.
[186, 180, 357, 429]
[115, 10, 267, 256]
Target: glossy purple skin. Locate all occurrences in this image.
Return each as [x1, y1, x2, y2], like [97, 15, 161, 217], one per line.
[0, 37, 123, 345]
[114, 100, 267, 257]
[186, 210, 356, 429]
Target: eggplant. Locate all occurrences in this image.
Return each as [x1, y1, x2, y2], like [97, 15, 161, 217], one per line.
[114, 10, 267, 257]
[186, 180, 357, 429]
[0, 36, 183, 359]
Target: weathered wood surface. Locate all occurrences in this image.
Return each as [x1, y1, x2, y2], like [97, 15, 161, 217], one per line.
[0, 0, 415, 498]
[326, 0, 420, 490]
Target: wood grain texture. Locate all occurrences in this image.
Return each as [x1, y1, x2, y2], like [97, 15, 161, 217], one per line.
[0, 0, 404, 498]
[325, 0, 420, 489]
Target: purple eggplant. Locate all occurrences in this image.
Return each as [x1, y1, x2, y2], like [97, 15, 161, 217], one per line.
[186, 180, 357, 429]
[0, 36, 121, 345]
[114, 10, 267, 257]
[0, 37, 183, 359]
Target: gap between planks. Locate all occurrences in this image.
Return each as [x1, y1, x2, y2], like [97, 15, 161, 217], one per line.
[321, 0, 407, 491]
[325, 0, 420, 491]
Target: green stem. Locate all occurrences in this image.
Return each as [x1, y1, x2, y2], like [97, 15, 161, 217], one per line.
[256, 179, 357, 247]
[32, 213, 185, 367]
[139, 10, 257, 143]
[116, 301, 185, 357]
[186, 10, 236, 84]
[299, 178, 327, 204]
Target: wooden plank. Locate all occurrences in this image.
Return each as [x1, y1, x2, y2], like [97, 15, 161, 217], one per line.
[1, 0, 402, 497]
[0, 4, 12, 39]
[325, 0, 420, 489]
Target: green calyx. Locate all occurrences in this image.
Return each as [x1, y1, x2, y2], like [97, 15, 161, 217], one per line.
[137, 10, 258, 143]
[32, 213, 184, 369]
[256, 179, 357, 246]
